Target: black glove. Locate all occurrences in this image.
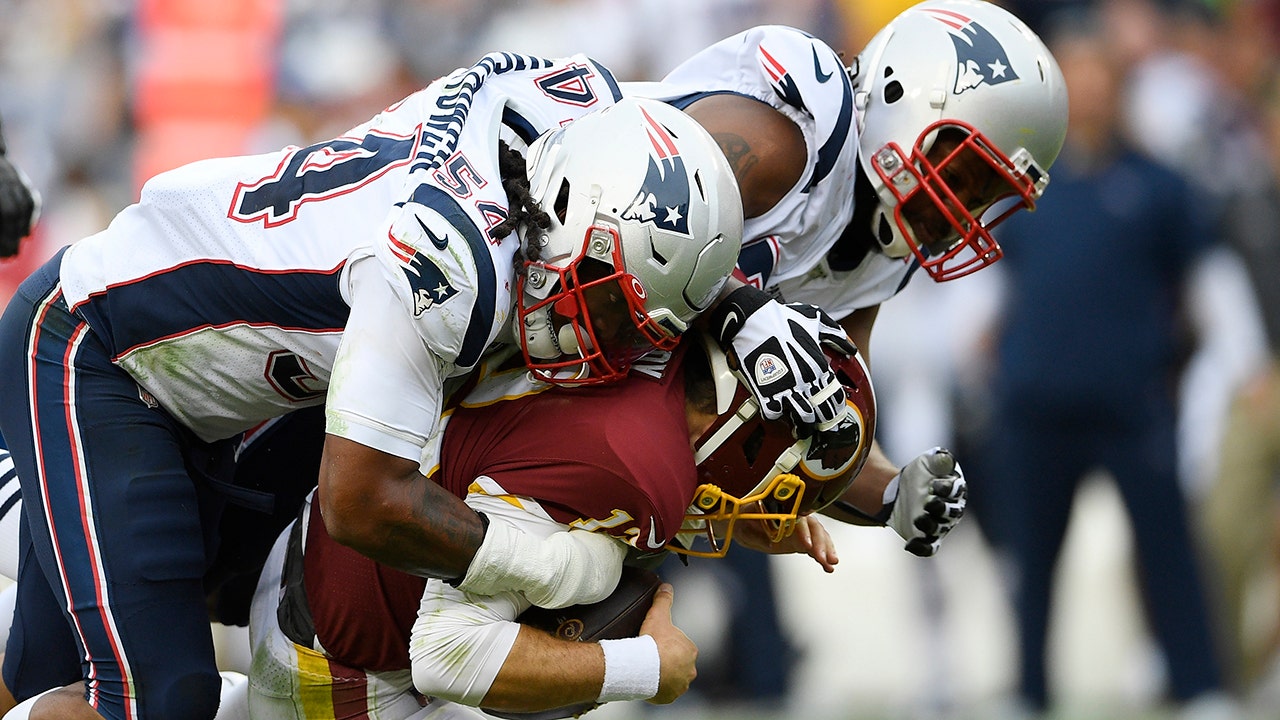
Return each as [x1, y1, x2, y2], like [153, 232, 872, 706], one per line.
[710, 285, 858, 435]
[0, 130, 39, 258]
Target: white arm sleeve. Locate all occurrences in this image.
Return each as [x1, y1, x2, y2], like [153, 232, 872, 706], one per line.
[456, 481, 627, 608]
[409, 492, 537, 704]
[326, 257, 449, 474]
[409, 488, 627, 704]
[410, 578, 525, 705]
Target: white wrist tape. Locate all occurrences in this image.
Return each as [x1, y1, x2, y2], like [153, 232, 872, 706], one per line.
[597, 636, 661, 702]
[457, 519, 624, 609]
[456, 516, 520, 594]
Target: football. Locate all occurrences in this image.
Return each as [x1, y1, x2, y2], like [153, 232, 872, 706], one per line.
[484, 565, 664, 720]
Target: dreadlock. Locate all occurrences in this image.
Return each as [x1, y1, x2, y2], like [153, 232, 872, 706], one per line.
[491, 140, 552, 246]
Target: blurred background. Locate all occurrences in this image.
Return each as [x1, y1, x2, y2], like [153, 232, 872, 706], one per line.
[3, 0, 1280, 719]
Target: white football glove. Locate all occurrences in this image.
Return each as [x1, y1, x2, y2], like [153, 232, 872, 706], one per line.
[711, 286, 858, 435]
[886, 448, 967, 557]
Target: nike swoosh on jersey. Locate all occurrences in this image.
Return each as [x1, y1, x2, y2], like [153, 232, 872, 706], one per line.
[416, 215, 450, 249]
[812, 46, 833, 83]
[646, 517, 662, 549]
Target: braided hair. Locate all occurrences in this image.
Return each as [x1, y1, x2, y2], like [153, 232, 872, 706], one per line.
[491, 140, 552, 250]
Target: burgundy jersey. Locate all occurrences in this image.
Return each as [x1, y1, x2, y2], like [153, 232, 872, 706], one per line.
[438, 346, 697, 553]
[303, 346, 696, 671]
[303, 501, 427, 672]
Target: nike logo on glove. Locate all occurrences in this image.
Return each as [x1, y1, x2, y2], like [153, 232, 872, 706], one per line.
[719, 310, 742, 341]
[812, 46, 833, 83]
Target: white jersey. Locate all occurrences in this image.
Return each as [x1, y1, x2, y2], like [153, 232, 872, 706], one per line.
[622, 25, 916, 316]
[59, 53, 622, 452]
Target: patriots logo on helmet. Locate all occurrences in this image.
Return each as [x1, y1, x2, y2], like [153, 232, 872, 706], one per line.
[620, 107, 693, 237]
[925, 8, 1019, 94]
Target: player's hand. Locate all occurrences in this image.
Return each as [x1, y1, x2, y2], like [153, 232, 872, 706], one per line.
[0, 153, 39, 257]
[640, 583, 697, 704]
[735, 515, 839, 572]
[711, 286, 857, 435]
[887, 448, 967, 557]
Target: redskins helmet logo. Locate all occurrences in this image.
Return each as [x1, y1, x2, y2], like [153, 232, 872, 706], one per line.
[799, 401, 866, 480]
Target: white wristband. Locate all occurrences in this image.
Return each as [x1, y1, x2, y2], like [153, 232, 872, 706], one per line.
[597, 636, 661, 702]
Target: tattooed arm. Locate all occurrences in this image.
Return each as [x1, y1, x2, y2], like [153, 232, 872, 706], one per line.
[320, 434, 485, 579]
[681, 93, 805, 220]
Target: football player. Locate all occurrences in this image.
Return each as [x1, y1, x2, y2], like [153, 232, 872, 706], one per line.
[627, 0, 1066, 555]
[0, 57, 763, 718]
[0, 332, 877, 720]
[241, 332, 878, 720]
[0, 116, 39, 258]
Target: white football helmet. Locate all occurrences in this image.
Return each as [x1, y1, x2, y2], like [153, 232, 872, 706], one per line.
[853, 0, 1068, 281]
[516, 97, 743, 385]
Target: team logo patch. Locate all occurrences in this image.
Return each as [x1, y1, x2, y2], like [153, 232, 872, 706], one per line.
[386, 211, 465, 316]
[621, 107, 693, 237]
[402, 253, 459, 316]
[753, 352, 789, 386]
[924, 8, 1019, 94]
[758, 44, 806, 112]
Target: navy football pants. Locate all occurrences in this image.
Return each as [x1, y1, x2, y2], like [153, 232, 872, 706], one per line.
[0, 253, 226, 719]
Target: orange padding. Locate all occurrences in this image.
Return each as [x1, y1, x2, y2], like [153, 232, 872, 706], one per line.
[131, 0, 282, 190]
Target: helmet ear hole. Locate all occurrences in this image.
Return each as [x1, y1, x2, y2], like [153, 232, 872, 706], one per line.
[876, 214, 895, 247]
[883, 79, 904, 104]
[553, 179, 570, 224]
[650, 242, 669, 266]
